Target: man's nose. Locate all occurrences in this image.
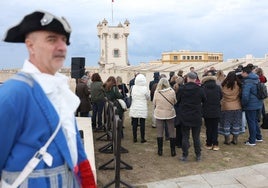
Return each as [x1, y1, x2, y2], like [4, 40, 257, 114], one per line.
[57, 39, 67, 50]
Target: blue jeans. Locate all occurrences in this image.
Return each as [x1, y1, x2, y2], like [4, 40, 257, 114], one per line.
[92, 101, 105, 128]
[245, 109, 262, 144]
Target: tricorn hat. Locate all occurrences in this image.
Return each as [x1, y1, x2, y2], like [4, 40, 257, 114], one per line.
[3, 10, 71, 45]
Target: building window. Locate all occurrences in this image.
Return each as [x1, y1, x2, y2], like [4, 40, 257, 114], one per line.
[199, 56, 202, 60]
[114, 49, 120, 57]
[187, 56, 190, 60]
[113, 33, 119, 39]
[174, 56, 178, 60]
[195, 56, 198, 60]
[191, 56, 194, 60]
[183, 56, 186, 60]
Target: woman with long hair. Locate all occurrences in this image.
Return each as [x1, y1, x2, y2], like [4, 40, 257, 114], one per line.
[91, 73, 105, 130]
[103, 76, 124, 120]
[116, 76, 129, 98]
[218, 71, 244, 145]
[215, 69, 226, 86]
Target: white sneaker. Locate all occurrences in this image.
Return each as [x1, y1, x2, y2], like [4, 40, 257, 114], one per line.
[256, 139, 263, 142]
[245, 141, 256, 146]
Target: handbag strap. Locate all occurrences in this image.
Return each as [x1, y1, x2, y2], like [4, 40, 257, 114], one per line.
[9, 121, 61, 188]
[158, 91, 173, 106]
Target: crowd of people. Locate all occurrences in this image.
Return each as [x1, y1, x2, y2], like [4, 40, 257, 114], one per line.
[2, 9, 266, 188]
[76, 63, 266, 163]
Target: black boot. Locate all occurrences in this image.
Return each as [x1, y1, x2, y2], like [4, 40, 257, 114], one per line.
[231, 135, 238, 145]
[132, 124, 137, 143]
[224, 135, 230, 145]
[170, 138, 176, 157]
[157, 137, 163, 156]
[140, 123, 147, 143]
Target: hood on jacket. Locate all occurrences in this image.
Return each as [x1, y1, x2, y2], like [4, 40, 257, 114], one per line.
[202, 76, 217, 89]
[135, 74, 147, 86]
[243, 72, 259, 84]
[201, 76, 216, 84]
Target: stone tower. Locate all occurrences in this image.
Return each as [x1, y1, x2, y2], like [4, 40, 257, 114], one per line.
[97, 19, 130, 69]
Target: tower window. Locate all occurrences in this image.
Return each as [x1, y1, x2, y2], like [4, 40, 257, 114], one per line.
[113, 33, 119, 39]
[114, 49, 120, 57]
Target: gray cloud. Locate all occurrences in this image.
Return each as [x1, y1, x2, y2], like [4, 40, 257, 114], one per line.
[1, 0, 268, 69]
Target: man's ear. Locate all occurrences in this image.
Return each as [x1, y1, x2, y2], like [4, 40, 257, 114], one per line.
[25, 37, 34, 55]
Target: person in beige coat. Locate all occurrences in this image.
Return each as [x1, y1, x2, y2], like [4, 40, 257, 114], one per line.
[219, 71, 244, 145]
[153, 78, 177, 156]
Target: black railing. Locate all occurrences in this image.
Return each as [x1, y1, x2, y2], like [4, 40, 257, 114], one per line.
[98, 100, 133, 188]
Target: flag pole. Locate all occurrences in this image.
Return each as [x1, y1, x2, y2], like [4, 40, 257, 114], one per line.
[111, 0, 114, 24]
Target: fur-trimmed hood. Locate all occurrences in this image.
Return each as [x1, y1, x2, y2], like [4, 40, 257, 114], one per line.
[201, 76, 217, 84]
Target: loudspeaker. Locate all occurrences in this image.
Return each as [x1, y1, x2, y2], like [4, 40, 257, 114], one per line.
[71, 57, 85, 79]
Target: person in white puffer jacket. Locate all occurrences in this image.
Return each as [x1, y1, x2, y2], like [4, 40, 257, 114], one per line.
[129, 74, 150, 143]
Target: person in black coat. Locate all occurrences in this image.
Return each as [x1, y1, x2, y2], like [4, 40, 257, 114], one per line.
[201, 76, 222, 151]
[75, 75, 91, 117]
[149, 72, 160, 128]
[176, 72, 206, 161]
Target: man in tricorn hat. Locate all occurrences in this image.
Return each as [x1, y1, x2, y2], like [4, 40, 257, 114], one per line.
[0, 11, 96, 187]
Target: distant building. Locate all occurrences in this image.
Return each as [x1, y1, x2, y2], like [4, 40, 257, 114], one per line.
[150, 50, 223, 64]
[97, 19, 130, 69]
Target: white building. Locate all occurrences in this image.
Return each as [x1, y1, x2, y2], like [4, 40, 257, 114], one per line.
[97, 19, 130, 70]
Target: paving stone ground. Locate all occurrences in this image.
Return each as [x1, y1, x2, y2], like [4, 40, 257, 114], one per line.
[141, 163, 268, 188]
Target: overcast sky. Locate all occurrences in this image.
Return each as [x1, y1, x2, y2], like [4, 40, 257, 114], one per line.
[0, 0, 268, 69]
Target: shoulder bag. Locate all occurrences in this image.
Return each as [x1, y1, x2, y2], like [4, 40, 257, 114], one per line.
[158, 91, 173, 106]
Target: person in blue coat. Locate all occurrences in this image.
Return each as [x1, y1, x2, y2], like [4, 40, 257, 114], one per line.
[0, 10, 96, 187]
[241, 66, 263, 146]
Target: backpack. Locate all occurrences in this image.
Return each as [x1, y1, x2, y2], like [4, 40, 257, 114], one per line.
[261, 113, 268, 129]
[255, 82, 268, 99]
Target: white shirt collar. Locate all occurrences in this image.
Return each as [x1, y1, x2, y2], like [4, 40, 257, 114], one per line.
[21, 59, 79, 166]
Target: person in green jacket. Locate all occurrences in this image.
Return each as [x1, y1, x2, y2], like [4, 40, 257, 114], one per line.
[91, 73, 105, 130]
